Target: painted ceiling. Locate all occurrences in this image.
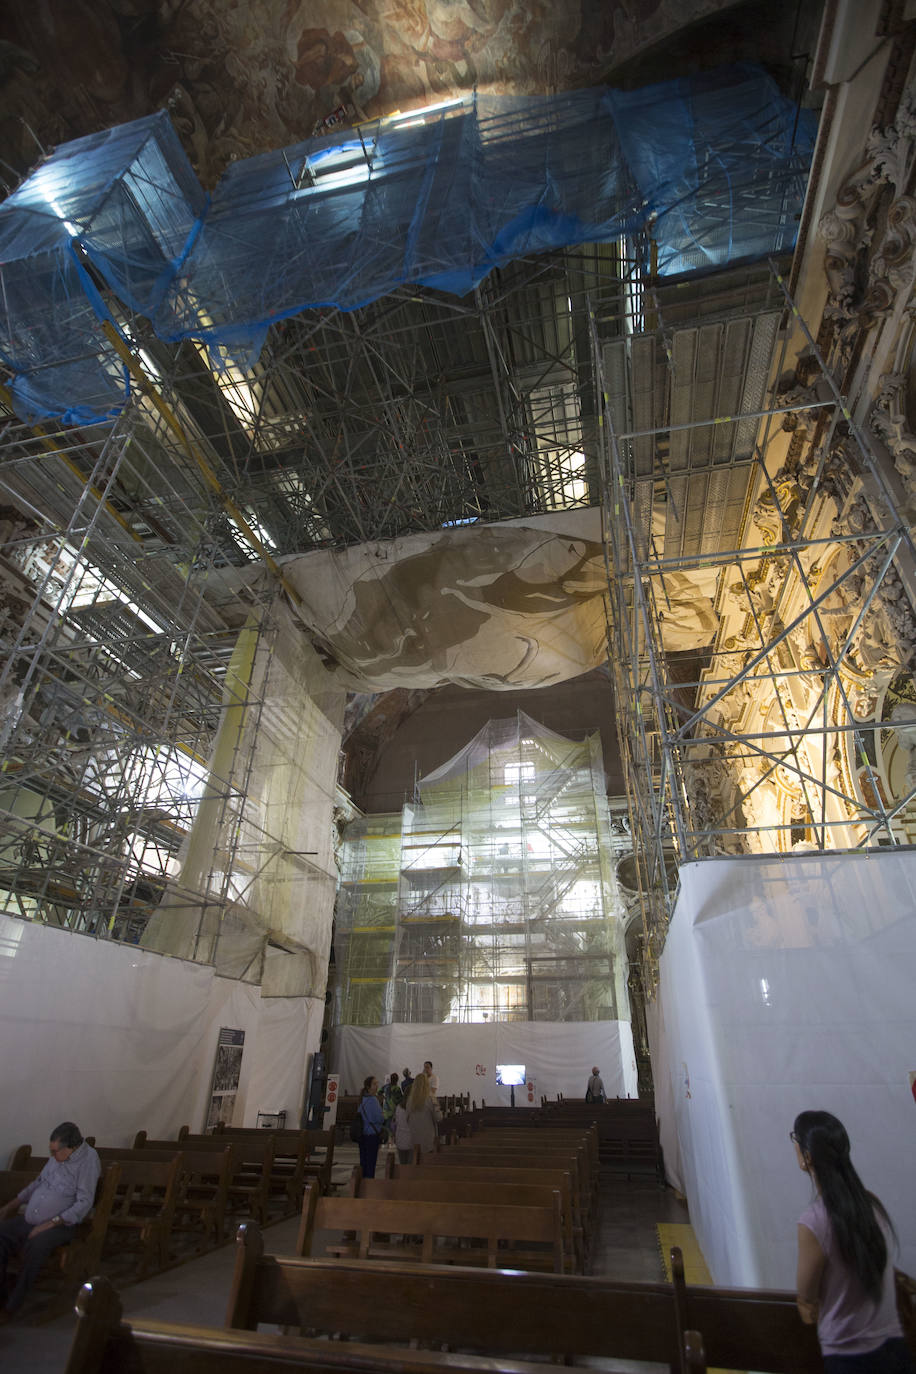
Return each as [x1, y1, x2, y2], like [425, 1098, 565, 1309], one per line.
[2, 0, 741, 183]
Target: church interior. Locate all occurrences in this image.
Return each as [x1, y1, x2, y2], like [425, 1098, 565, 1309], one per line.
[0, 0, 914, 1363]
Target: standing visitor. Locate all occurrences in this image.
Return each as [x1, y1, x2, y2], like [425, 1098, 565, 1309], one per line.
[792, 1110, 913, 1372]
[423, 1060, 439, 1097]
[381, 1072, 402, 1125]
[406, 1072, 442, 1158]
[392, 1096, 413, 1165]
[357, 1076, 384, 1179]
[585, 1067, 606, 1103]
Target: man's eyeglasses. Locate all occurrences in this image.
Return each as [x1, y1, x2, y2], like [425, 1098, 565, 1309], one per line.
[789, 1131, 799, 1144]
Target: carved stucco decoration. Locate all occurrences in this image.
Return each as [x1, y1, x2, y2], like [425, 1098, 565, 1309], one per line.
[870, 369, 916, 488]
[819, 83, 916, 313]
[817, 80, 916, 397]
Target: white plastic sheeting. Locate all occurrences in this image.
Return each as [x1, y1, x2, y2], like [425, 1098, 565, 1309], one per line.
[143, 602, 343, 993]
[333, 1021, 638, 1101]
[651, 850, 916, 1288]
[0, 914, 323, 1165]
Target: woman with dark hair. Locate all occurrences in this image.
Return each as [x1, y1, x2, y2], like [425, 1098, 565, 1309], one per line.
[357, 1076, 384, 1179]
[792, 1110, 913, 1372]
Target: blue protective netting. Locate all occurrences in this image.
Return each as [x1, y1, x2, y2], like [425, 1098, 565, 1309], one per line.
[0, 112, 205, 425]
[0, 64, 816, 425]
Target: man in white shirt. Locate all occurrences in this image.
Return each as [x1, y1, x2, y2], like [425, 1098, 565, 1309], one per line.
[424, 1060, 439, 1097]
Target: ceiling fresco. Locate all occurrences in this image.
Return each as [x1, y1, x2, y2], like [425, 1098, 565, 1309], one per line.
[0, 0, 738, 184]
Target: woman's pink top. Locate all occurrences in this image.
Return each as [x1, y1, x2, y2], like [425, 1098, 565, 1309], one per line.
[799, 1195, 903, 1357]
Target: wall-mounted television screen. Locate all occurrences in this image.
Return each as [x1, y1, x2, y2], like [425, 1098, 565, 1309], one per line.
[495, 1063, 526, 1087]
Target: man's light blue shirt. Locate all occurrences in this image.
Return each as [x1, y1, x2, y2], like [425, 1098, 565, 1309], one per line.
[18, 1141, 101, 1226]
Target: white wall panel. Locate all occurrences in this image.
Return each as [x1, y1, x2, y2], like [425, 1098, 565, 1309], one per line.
[0, 915, 320, 1162]
[652, 851, 916, 1288]
[334, 1020, 637, 1102]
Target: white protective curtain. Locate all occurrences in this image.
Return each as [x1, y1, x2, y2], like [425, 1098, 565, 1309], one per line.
[652, 850, 916, 1287]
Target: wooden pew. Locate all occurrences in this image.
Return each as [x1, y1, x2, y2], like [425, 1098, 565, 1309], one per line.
[391, 1160, 590, 1267]
[96, 1145, 237, 1248]
[0, 1163, 120, 1299]
[179, 1130, 309, 1213]
[350, 1165, 582, 1274]
[465, 1102, 664, 1180]
[227, 1222, 813, 1373]
[537, 1101, 664, 1178]
[412, 1142, 596, 1236]
[450, 1127, 600, 1204]
[210, 1125, 336, 1195]
[174, 1146, 237, 1246]
[297, 1179, 565, 1273]
[135, 1132, 278, 1225]
[104, 1155, 182, 1276]
[64, 1273, 621, 1374]
[8, 1144, 41, 1172]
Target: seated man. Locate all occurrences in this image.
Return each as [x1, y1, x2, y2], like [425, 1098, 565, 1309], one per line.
[0, 1121, 100, 1321]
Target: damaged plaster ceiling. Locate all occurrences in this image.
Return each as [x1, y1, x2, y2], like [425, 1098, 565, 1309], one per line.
[285, 509, 617, 691]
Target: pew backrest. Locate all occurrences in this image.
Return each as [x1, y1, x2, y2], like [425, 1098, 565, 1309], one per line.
[297, 1180, 564, 1272]
[226, 1224, 815, 1372]
[65, 1272, 583, 1374]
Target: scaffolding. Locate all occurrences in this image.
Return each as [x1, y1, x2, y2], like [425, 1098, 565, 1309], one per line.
[335, 714, 627, 1026]
[0, 70, 818, 981]
[596, 258, 916, 990]
[0, 355, 341, 981]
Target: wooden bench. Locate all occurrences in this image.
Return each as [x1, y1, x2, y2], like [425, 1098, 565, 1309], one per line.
[462, 1103, 664, 1180]
[227, 1221, 821, 1373]
[64, 1272, 650, 1374]
[391, 1159, 590, 1267]
[297, 1179, 565, 1273]
[178, 1130, 309, 1213]
[351, 1165, 582, 1274]
[0, 1163, 120, 1301]
[450, 1126, 600, 1203]
[538, 1102, 664, 1177]
[135, 1132, 278, 1225]
[96, 1145, 237, 1248]
[104, 1155, 182, 1276]
[210, 1125, 336, 1195]
[411, 1142, 596, 1235]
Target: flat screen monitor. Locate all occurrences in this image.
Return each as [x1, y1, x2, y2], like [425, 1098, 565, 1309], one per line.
[495, 1063, 526, 1087]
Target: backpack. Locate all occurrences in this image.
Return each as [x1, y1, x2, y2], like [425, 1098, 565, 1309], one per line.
[349, 1107, 363, 1142]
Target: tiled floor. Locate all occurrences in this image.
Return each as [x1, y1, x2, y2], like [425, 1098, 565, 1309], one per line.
[0, 1146, 692, 1373]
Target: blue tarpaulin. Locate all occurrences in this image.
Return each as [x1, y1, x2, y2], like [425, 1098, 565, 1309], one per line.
[0, 65, 816, 425]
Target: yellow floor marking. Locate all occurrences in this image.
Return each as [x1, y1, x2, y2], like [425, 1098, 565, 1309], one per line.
[656, 1221, 713, 1283]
